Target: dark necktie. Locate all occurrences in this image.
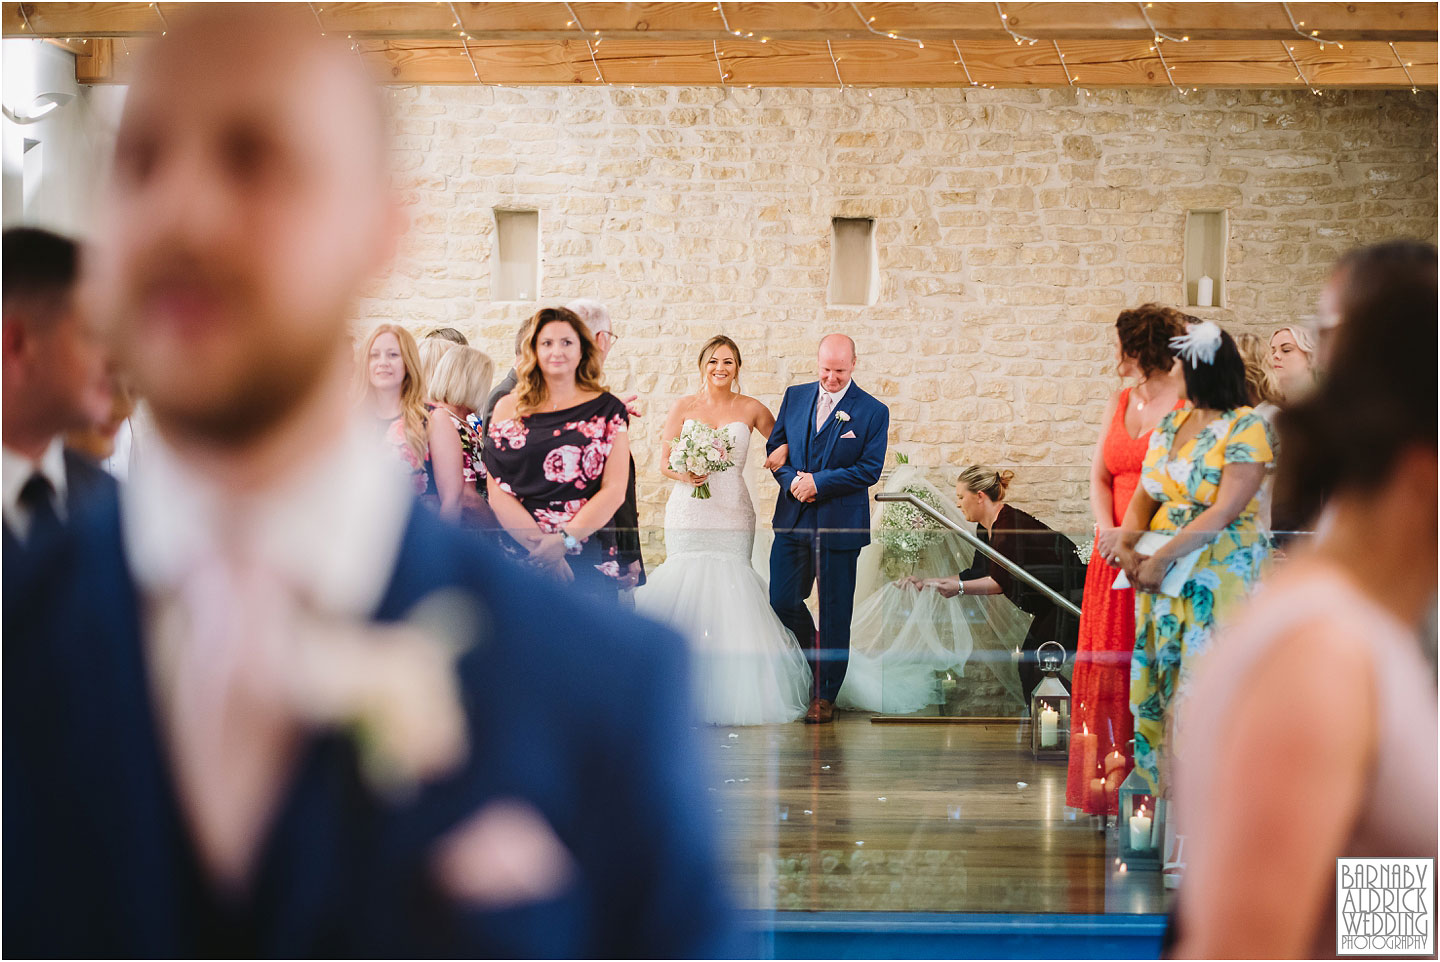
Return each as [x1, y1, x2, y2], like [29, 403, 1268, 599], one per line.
[18, 473, 62, 547]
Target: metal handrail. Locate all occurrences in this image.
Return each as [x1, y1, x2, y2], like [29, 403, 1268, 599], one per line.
[874, 491, 1083, 619]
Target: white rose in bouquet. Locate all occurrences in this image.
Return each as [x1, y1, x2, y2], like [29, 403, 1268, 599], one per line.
[667, 420, 736, 499]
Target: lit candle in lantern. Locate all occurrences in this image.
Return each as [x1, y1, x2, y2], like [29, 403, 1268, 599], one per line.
[1129, 805, 1153, 851]
[1039, 704, 1059, 748]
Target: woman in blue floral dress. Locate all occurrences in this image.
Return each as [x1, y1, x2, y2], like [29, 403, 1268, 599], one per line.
[1117, 321, 1274, 792]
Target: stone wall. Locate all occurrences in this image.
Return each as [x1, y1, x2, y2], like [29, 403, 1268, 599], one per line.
[354, 85, 1438, 548]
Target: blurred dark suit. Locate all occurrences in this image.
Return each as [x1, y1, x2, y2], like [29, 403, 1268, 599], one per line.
[3, 488, 741, 957]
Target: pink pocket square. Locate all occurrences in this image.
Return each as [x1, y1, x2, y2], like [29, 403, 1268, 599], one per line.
[432, 799, 578, 909]
[841, 430, 857, 439]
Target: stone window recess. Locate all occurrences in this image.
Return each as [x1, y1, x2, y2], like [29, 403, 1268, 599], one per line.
[828, 217, 879, 307]
[1184, 209, 1227, 309]
[492, 208, 540, 302]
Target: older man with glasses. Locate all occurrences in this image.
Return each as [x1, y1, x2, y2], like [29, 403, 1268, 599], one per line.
[566, 298, 645, 592]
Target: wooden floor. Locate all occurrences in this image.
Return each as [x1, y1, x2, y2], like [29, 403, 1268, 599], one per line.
[707, 712, 1171, 916]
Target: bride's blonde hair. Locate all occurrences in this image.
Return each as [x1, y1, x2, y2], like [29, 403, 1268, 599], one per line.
[697, 335, 742, 393]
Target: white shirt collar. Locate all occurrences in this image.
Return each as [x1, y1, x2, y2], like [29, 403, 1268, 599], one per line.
[3, 437, 69, 541]
[122, 418, 413, 618]
[818, 379, 854, 407]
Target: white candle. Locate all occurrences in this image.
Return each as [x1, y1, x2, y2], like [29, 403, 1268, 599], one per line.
[1129, 808, 1154, 851]
[1039, 705, 1059, 748]
[1197, 274, 1214, 307]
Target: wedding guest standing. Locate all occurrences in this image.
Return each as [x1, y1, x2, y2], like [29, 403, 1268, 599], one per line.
[1174, 241, 1436, 958]
[480, 320, 528, 451]
[425, 326, 468, 346]
[417, 335, 459, 393]
[1116, 321, 1273, 793]
[916, 466, 1081, 702]
[483, 307, 631, 600]
[3, 9, 740, 955]
[2, 227, 116, 553]
[356, 323, 465, 519]
[1236, 333, 1284, 536]
[1268, 323, 1317, 402]
[1066, 305, 1186, 817]
[567, 298, 645, 590]
[429, 345, 496, 526]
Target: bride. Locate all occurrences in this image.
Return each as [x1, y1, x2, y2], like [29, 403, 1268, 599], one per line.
[635, 336, 811, 725]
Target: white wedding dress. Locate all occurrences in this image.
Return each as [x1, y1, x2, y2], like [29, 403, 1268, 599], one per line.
[635, 420, 811, 726]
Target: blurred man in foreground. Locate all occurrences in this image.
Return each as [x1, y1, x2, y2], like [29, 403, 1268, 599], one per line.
[3, 7, 737, 957]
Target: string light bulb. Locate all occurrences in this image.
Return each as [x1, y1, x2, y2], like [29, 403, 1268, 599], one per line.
[852, 2, 926, 50]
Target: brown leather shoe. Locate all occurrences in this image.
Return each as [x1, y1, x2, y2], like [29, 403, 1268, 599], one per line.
[803, 698, 835, 724]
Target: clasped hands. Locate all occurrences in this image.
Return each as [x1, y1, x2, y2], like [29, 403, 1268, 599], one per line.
[1096, 526, 1168, 593]
[523, 531, 574, 583]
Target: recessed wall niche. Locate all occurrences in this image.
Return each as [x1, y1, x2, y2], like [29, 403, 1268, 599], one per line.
[827, 217, 879, 306]
[1184, 209, 1228, 309]
[491, 208, 540, 302]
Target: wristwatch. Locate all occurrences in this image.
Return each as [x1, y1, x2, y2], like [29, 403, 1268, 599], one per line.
[956, 578, 966, 595]
[559, 529, 583, 556]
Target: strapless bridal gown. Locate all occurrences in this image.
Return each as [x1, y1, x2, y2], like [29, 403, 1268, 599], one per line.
[635, 420, 811, 725]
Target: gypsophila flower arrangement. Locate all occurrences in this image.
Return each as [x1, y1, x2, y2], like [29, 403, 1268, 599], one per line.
[878, 453, 950, 581]
[667, 420, 736, 499]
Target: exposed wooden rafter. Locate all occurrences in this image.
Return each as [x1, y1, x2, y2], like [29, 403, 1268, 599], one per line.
[4, 2, 1435, 88]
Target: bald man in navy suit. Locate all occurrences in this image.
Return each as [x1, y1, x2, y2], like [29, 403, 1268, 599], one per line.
[767, 335, 889, 723]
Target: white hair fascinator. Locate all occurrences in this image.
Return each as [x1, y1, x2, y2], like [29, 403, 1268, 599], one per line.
[1169, 320, 1223, 366]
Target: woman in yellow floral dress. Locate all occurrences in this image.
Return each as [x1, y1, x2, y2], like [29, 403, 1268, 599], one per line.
[1117, 320, 1274, 792]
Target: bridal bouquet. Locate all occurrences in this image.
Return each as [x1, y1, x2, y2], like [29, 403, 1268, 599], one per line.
[668, 421, 736, 499]
[878, 454, 950, 581]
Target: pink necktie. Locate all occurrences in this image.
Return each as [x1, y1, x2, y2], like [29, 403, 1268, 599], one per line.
[816, 392, 834, 432]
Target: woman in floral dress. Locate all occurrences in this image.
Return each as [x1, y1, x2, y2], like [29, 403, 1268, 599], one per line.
[429, 345, 496, 527]
[483, 307, 631, 600]
[1116, 320, 1274, 792]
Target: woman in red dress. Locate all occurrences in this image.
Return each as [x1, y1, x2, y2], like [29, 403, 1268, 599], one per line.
[1065, 305, 1187, 816]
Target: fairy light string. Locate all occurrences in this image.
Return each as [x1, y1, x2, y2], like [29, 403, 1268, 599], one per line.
[1281, 41, 1322, 95]
[851, 2, 924, 49]
[995, 2, 1038, 46]
[1280, 1, 1342, 50]
[1388, 42, 1419, 94]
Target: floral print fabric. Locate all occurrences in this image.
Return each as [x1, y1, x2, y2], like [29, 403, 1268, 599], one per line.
[1131, 406, 1274, 791]
[383, 415, 436, 498]
[482, 392, 629, 581]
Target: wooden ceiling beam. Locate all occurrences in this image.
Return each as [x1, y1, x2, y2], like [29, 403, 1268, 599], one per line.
[73, 35, 1436, 88]
[5, 2, 1436, 42]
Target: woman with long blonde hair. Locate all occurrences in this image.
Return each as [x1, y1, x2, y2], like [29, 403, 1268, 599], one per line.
[356, 323, 464, 519]
[482, 307, 632, 599]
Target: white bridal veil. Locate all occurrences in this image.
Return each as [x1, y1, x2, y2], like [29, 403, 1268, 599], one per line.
[837, 461, 1032, 715]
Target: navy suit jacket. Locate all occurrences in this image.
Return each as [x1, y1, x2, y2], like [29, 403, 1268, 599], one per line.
[1, 448, 116, 558]
[766, 381, 889, 551]
[3, 488, 742, 958]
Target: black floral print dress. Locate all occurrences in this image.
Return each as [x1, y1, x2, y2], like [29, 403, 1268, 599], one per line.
[482, 392, 629, 597]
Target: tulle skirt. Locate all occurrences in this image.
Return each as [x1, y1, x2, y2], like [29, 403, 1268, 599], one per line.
[636, 550, 811, 726]
[836, 584, 1031, 715]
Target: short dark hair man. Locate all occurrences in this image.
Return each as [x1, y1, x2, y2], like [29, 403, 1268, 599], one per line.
[2, 227, 116, 550]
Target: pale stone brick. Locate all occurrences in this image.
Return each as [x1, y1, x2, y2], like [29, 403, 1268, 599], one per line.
[354, 86, 1437, 539]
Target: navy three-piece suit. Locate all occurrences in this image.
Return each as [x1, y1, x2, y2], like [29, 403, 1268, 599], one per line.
[4, 489, 742, 957]
[766, 381, 889, 703]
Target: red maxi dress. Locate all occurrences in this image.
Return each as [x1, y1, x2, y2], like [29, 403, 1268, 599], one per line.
[1064, 388, 1181, 815]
